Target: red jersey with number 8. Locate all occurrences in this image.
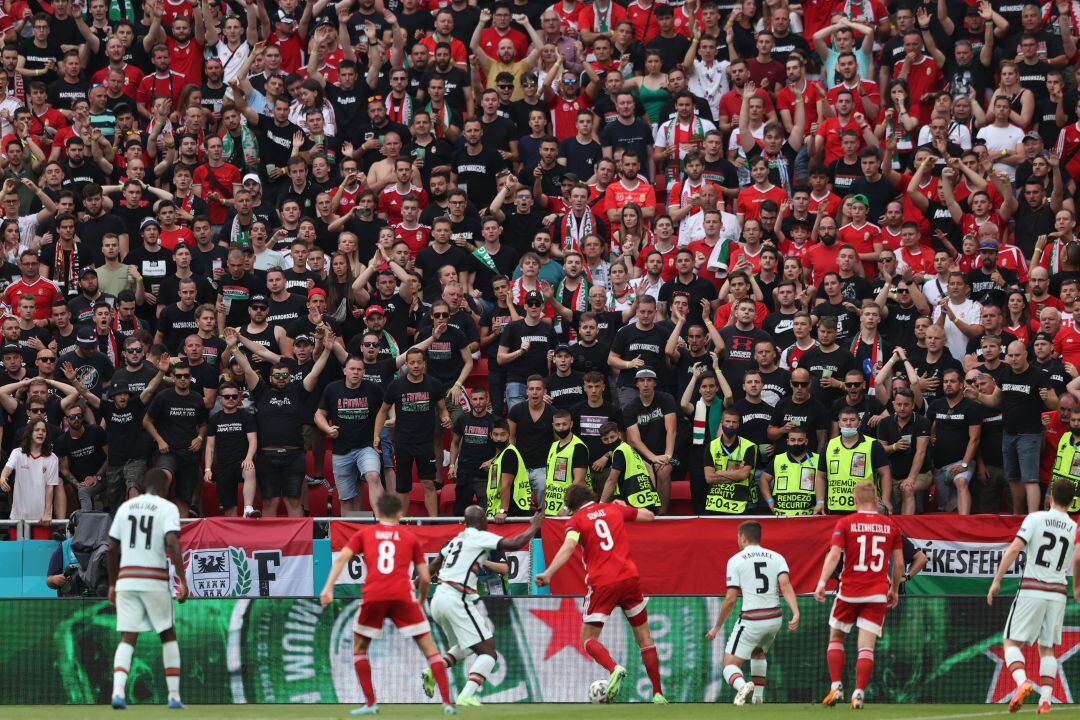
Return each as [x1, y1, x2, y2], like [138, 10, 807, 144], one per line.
[346, 523, 425, 602]
[566, 502, 639, 588]
[831, 510, 899, 603]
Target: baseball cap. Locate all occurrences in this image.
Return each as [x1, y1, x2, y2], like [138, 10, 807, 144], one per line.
[554, 343, 572, 355]
[1, 342, 20, 355]
[277, 8, 295, 23]
[979, 240, 999, 251]
[249, 294, 269, 307]
[108, 383, 131, 397]
[308, 287, 327, 300]
[140, 217, 160, 231]
[294, 334, 315, 345]
[78, 266, 98, 279]
[965, 4, 981, 15]
[242, 173, 262, 185]
[635, 368, 657, 380]
[365, 304, 385, 318]
[848, 194, 870, 208]
[1034, 332, 1055, 344]
[524, 290, 544, 305]
[1023, 131, 1042, 142]
[76, 326, 97, 346]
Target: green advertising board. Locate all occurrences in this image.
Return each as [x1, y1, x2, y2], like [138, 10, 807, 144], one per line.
[2, 596, 1077, 705]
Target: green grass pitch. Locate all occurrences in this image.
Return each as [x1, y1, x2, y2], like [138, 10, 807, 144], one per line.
[8, 704, 1080, 720]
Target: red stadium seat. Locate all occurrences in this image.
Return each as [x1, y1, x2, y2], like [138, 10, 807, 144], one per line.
[439, 484, 457, 515]
[408, 484, 430, 517]
[667, 481, 695, 515]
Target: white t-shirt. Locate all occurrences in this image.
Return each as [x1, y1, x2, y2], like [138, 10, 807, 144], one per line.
[976, 124, 1025, 181]
[932, 298, 983, 361]
[436, 526, 503, 593]
[108, 494, 181, 592]
[726, 545, 790, 612]
[5, 448, 58, 521]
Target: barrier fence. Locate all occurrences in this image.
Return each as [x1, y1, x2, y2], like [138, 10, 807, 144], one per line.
[2, 596, 1076, 705]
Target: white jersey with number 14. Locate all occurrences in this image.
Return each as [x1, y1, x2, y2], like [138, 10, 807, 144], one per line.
[1017, 509, 1078, 598]
[726, 547, 790, 613]
[107, 495, 181, 592]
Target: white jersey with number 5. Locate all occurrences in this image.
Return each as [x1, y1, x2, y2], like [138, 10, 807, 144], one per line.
[108, 495, 181, 592]
[437, 527, 503, 593]
[726, 546, 790, 616]
[1017, 509, 1078, 599]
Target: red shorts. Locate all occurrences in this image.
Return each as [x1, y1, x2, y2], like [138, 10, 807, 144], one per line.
[354, 598, 431, 639]
[583, 577, 648, 626]
[829, 597, 887, 637]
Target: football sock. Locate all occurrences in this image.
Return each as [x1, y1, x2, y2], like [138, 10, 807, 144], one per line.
[162, 640, 181, 701]
[723, 664, 745, 691]
[583, 637, 617, 673]
[244, 505, 255, 515]
[640, 644, 663, 697]
[751, 658, 767, 701]
[353, 652, 376, 706]
[1005, 646, 1028, 686]
[427, 653, 452, 704]
[855, 647, 874, 692]
[460, 653, 496, 699]
[1039, 655, 1057, 703]
[444, 645, 472, 668]
[827, 640, 845, 687]
[112, 642, 134, 699]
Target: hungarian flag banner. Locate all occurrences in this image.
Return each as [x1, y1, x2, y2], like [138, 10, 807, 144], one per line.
[895, 514, 1025, 595]
[180, 517, 313, 597]
[330, 520, 533, 593]
[540, 514, 1035, 596]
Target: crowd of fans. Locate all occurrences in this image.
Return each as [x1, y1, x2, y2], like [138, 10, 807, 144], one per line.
[1, 0, 1080, 530]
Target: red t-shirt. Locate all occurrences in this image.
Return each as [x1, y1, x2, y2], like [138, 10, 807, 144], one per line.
[3, 276, 60, 320]
[159, 226, 194, 252]
[826, 81, 881, 112]
[394, 223, 432, 257]
[776, 81, 823, 129]
[548, 92, 594, 142]
[892, 56, 943, 124]
[166, 38, 204, 86]
[837, 221, 882, 277]
[193, 162, 242, 225]
[136, 71, 187, 108]
[815, 116, 864, 164]
[1054, 323, 1080, 369]
[895, 245, 935, 275]
[345, 522, 425, 602]
[736, 184, 787, 221]
[636, 242, 678, 281]
[625, 0, 661, 41]
[831, 510, 900, 602]
[808, 191, 842, 219]
[802, 242, 842, 285]
[479, 26, 529, 61]
[378, 184, 429, 226]
[717, 87, 775, 122]
[90, 64, 143, 100]
[604, 178, 656, 216]
[713, 299, 768, 328]
[566, 501, 639, 588]
[267, 32, 305, 74]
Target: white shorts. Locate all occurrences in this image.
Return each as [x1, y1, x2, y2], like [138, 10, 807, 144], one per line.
[430, 586, 493, 650]
[115, 589, 174, 634]
[725, 617, 782, 660]
[1005, 593, 1066, 647]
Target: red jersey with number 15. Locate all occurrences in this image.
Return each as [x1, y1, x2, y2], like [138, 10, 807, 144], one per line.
[566, 501, 639, 588]
[345, 522, 425, 602]
[831, 510, 899, 603]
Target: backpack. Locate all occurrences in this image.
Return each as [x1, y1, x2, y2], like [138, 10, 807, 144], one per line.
[58, 511, 112, 598]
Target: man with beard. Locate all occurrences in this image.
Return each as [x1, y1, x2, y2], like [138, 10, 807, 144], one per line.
[623, 368, 676, 514]
[717, 299, 772, 397]
[803, 216, 842, 285]
[768, 368, 830, 456]
[451, 119, 506, 211]
[829, 368, 887, 437]
[925, 368, 982, 515]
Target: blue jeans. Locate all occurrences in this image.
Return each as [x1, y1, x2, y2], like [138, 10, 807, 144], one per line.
[505, 382, 526, 411]
[1002, 432, 1042, 482]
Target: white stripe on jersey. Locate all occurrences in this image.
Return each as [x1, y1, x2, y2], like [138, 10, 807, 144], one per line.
[1017, 509, 1078, 592]
[107, 495, 181, 592]
[436, 527, 503, 593]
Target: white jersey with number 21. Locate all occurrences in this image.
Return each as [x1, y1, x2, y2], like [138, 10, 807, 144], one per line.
[1017, 509, 1078, 598]
[726, 547, 790, 613]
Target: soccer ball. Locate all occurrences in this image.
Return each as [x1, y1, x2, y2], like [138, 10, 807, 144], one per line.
[589, 680, 609, 704]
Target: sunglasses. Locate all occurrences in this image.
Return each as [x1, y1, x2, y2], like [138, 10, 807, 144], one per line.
[432, 312, 449, 319]
[271, 372, 290, 379]
[362, 341, 379, 347]
[221, 393, 240, 399]
[367, 95, 384, 102]
[791, 381, 810, 387]
[37, 356, 56, 362]
[27, 407, 45, 413]
[525, 301, 543, 308]
[895, 288, 910, 294]
[125, 347, 143, 353]
[173, 373, 191, 379]
[965, 378, 979, 384]
[844, 382, 863, 388]
[497, 84, 513, 89]
[66, 413, 82, 420]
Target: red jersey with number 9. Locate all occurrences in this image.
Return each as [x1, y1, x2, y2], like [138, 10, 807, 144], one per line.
[831, 510, 899, 603]
[346, 522, 425, 602]
[566, 501, 639, 588]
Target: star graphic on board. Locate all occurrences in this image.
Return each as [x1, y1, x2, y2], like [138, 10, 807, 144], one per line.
[530, 598, 587, 660]
[983, 628, 1080, 704]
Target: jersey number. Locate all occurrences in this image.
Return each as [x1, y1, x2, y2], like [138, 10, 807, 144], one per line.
[127, 515, 154, 550]
[377, 541, 396, 574]
[595, 519, 614, 551]
[443, 540, 462, 569]
[754, 561, 770, 593]
[1034, 533, 1070, 573]
[852, 535, 886, 573]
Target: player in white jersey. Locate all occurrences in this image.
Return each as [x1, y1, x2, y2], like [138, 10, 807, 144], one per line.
[422, 507, 542, 706]
[707, 521, 800, 706]
[106, 469, 189, 710]
[988, 479, 1080, 715]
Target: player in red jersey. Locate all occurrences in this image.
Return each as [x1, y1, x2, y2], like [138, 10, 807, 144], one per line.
[813, 483, 904, 710]
[535, 484, 666, 704]
[321, 494, 458, 716]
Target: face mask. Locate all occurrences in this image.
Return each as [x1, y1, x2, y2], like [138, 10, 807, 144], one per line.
[788, 443, 807, 455]
[722, 425, 737, 437]
[493, 440, 508, 452]
[554, 427, 571, 439]
[839, 427, 859, 439]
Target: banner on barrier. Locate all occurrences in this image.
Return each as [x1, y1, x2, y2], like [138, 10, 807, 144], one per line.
[180, 517, 313, 597]
[10, 596, 1080, 705]
[329, 521, 532, 594]
[540, 515, 1033, 596]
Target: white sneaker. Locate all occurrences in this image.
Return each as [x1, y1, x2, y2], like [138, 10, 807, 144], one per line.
[733, 682, 755, 706]
[850, 689, 865, 710]
[752, 695, 764, 704]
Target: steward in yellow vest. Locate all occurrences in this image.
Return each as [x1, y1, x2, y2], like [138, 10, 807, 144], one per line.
[759, 425, 817, 516]
[815, 408, 893, 515]
[598, 422, 659, 510]
[1051, 418, 1080, 513]
[704, 411, 759, 515]
[487, 419, 533, 520]
[543, 411, 591, 515]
